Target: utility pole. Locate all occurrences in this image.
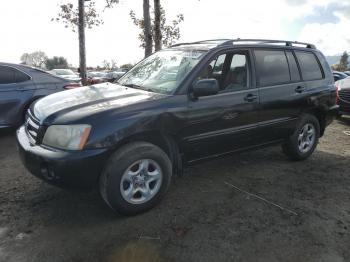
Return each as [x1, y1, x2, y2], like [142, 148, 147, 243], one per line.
[154, 0, 162, 51]
[78, 0, 88, 85]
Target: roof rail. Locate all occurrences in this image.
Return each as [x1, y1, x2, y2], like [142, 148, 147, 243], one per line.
[219, 39, 316, 49]
[170, 39, 231, 47]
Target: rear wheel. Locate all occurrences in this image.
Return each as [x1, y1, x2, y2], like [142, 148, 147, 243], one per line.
[99, 142, 172, 215]
[282, 114, 320, 161]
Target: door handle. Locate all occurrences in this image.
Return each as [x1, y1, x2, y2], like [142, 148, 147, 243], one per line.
[295, 86, 306, 93]
[244, 93, 258, 102]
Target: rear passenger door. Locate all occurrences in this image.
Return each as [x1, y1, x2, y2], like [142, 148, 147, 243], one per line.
[255, 49, 305, 142]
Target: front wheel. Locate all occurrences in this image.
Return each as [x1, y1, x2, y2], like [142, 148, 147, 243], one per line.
[282, 114, 320, 161]
[99, 142, 172, 215]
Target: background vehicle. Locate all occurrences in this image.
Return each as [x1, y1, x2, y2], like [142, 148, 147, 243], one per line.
[344, 71, 350, 76]
[0, 62, 81, 128]
[335, 77, 350, 115]
[333, 71, 348, 82]
[87, 71, 108, 85]
[105, 71, 126, 82]
[17, 39, 337, 215]
[49, 69, 81, 82]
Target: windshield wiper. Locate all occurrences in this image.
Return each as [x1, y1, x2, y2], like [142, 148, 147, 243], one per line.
[121, 83, 143, 89]
[121, 83, 155, 93]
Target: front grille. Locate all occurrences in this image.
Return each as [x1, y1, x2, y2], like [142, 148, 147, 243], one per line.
[339, 89, 350, 103]
[25, 110, 40, 144]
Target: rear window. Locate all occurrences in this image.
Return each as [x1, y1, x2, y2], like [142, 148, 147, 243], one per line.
[295, 51, 323, 81]
[254, 50, 290, 86]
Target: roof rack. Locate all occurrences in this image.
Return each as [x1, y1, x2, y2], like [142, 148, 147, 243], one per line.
[170, 39, 231, 47]
[219, 39, 316, 49]
[171, 38, 316, 49]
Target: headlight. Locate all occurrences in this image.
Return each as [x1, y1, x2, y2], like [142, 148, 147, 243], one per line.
[42, 125, 91, 150]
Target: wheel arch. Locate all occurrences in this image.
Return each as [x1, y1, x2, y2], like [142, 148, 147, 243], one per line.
[113, 131, 184, 176]
[303, 107, 327, 137]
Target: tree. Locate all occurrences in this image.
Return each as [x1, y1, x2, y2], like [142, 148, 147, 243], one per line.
[120, 63, 134, 71]
[20, 51, 48, 68]
[338, 51, 349, 71]
[52, 1, 103, 32]
[130, 3, 184, 55]
[143, 0, 153, 57]
[53, 1, 115, 84]
[45, 57, 69, 70]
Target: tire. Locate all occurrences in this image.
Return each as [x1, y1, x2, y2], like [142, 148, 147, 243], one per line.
[282, 114, 320, 161]
[99, 142, 172, 215]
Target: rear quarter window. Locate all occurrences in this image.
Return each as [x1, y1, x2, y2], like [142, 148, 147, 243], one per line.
[0, 65, 31, 84]
[0, 66, 15, 84]
[295, 51, 323, 81]
[14, 69, 31, 82]
[254, 50, 290, 86]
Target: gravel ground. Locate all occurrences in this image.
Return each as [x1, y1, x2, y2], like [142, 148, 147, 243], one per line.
[0, 118, 349, 262]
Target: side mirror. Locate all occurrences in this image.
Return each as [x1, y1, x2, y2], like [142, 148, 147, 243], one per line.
[192, 79, 219, 98]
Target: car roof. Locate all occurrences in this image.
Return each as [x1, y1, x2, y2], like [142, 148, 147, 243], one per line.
[0, 62, 36, 71]
[169, 39, 317, 52]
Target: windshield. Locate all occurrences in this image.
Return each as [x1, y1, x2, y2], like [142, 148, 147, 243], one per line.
[118, 49, 207, 94]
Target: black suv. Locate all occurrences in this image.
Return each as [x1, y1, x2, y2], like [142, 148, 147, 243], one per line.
[17, 39, 338, 215]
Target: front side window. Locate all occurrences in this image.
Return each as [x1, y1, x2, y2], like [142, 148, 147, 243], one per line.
[223, 54, 248, 91]
[118, 49, 207, 94]
[255, 50, 290, 86]
[295, 51, 323, 81]
[197, 52, 249, 92]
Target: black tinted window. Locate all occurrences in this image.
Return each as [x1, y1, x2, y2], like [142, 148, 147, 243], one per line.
[255, 50, 290, 86]
[0, 66, 30, 84]
[295, 51, 323, 81]
[14, 70, 30, 82]
[286, 51, 301, 82]
[0, 66, 15, 84]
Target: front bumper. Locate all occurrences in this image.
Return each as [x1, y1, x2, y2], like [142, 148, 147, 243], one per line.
[16, 126, 110, 190]
[338, 101, 350, 115]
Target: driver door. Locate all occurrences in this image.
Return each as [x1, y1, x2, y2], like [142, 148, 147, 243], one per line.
[181, 50, 261, 162]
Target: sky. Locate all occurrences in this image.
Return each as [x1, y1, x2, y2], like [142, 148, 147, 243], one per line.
[1, 0, 350, 68]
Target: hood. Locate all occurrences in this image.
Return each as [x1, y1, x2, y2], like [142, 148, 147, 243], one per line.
[33, 83, 165, 123]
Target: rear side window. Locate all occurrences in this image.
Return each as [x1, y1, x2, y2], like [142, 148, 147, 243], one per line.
[14, 70, 31, 82]
[295, 51, 323, 81]
[254, 50, 290, 86]
[286, 51, 301, 82]
[0, 66, 30, 84]
[0, 66, 15, 84]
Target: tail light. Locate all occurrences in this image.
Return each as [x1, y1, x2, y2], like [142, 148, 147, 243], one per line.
[335, 82, 340, 104]
[64, 83, 82, 89]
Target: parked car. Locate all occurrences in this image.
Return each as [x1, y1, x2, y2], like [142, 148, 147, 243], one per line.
[17, 39, 338, 215]
[344, 71, 350, 76]
[0, 62, 81, 129]
[87, 71, 108, 85]
[49, 69, 81, 82]
[105, 71, 126, 82]
[335, 77, 350, 115]
[333, 71, 348, 82]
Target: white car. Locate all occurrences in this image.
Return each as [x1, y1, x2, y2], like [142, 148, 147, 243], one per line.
[49, 69, 81, 82]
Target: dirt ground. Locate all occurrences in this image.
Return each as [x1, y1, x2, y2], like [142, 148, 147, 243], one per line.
[0, 118, 349, 262]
